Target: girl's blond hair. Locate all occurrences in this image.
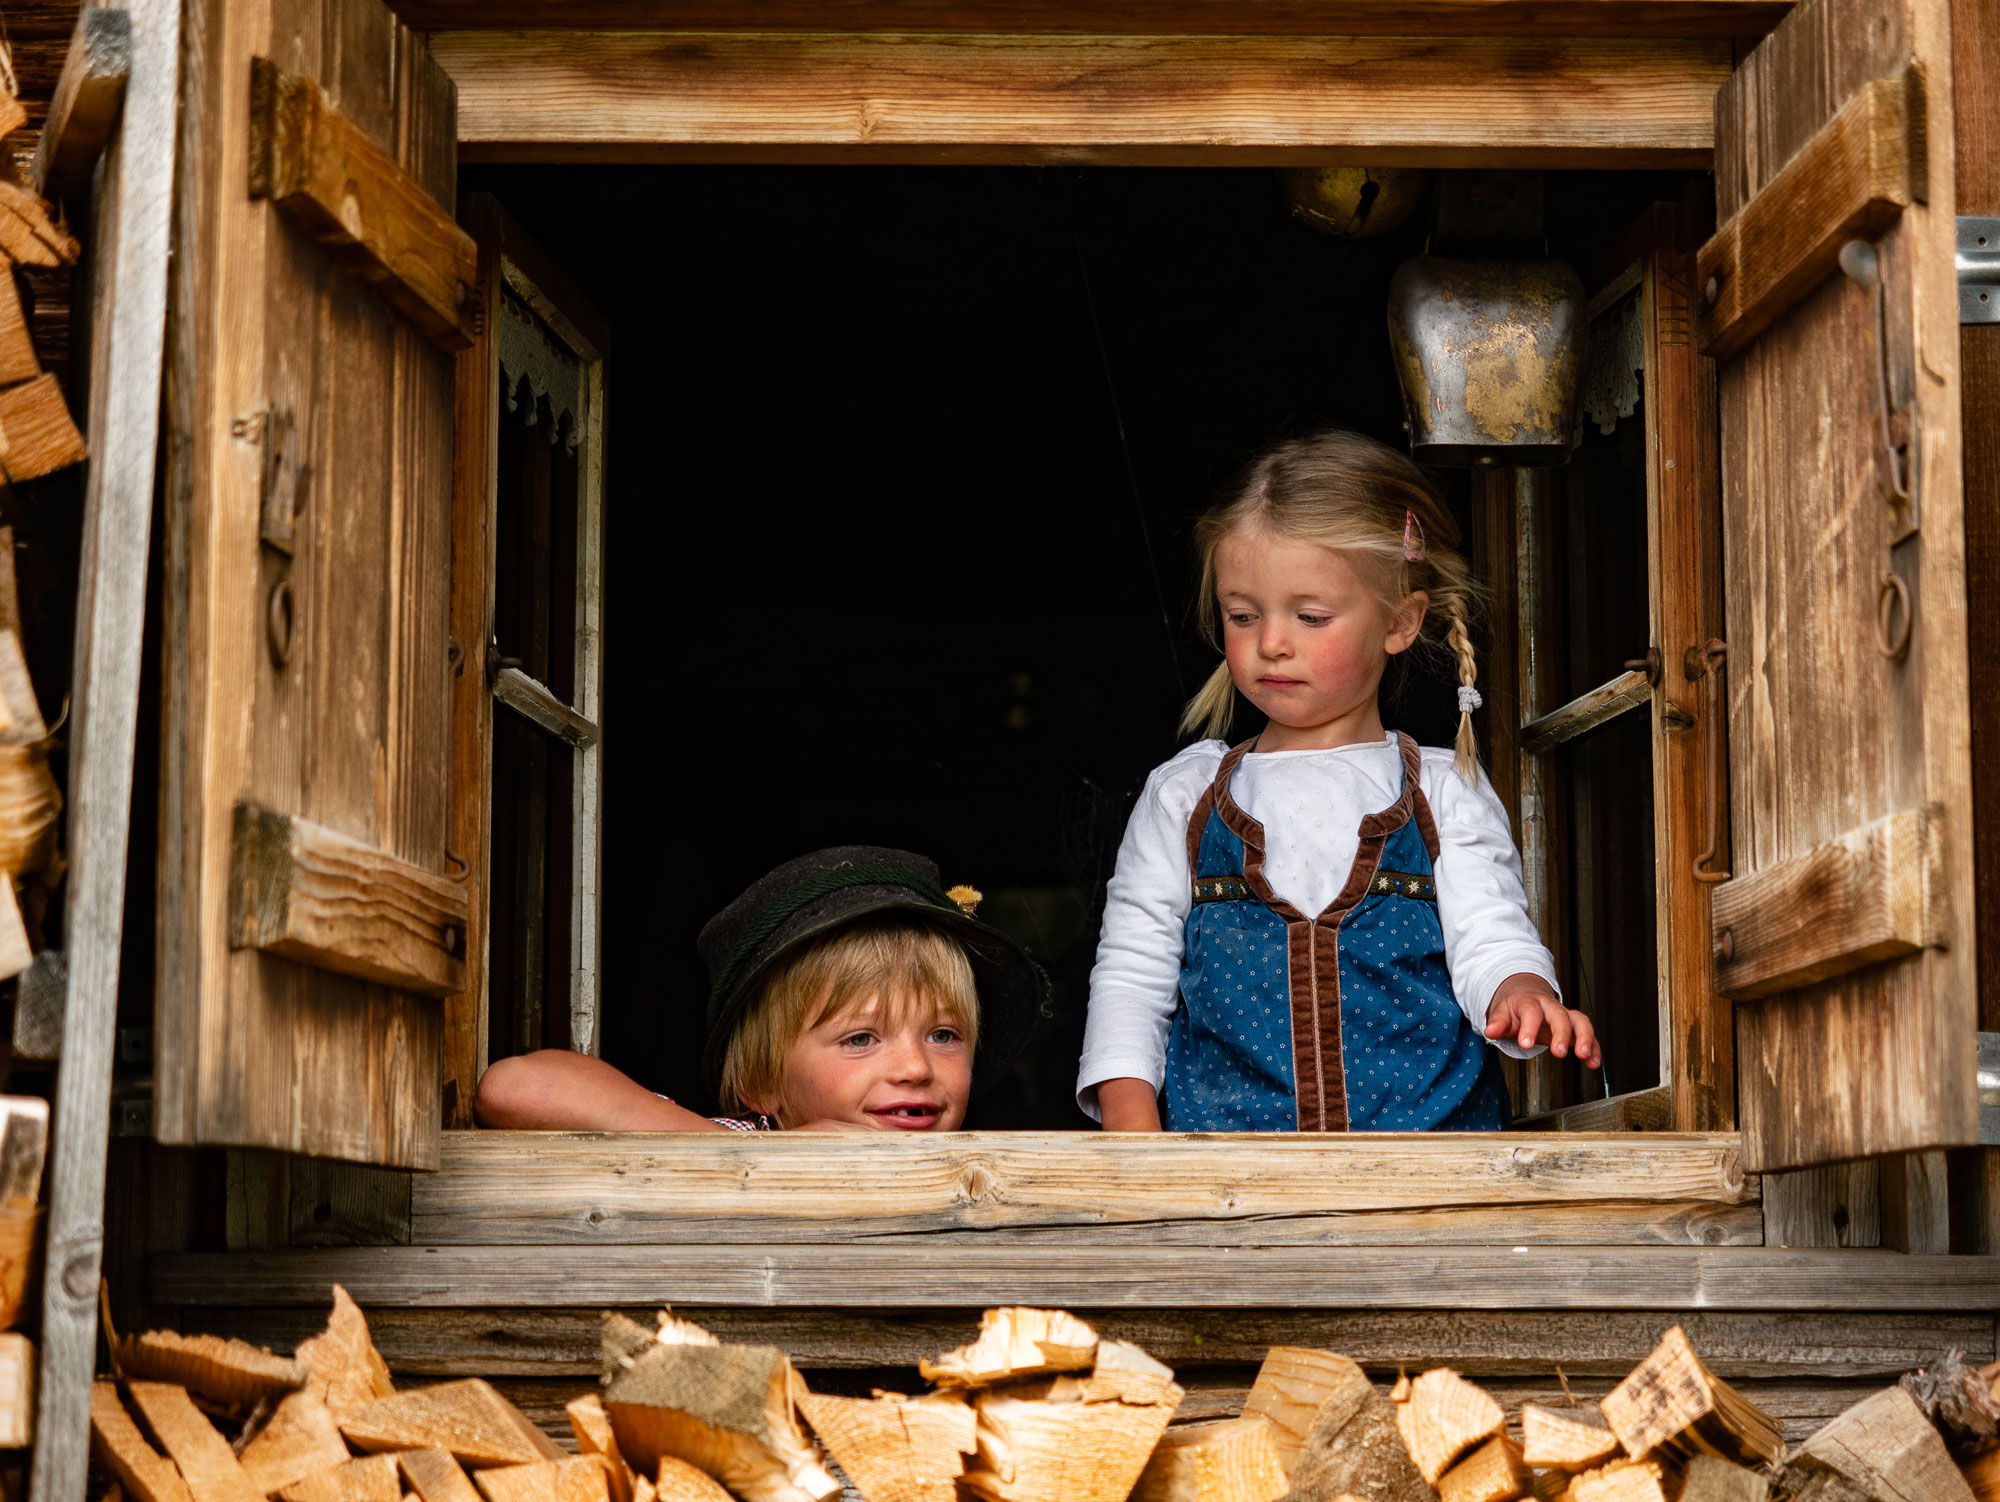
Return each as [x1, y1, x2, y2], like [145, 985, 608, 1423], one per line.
[1180, 430, 1485, 781]
[718, 914, 980, 1117]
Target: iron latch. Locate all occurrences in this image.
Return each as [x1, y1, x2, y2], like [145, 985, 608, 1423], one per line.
[1960, 217, 2000, 322]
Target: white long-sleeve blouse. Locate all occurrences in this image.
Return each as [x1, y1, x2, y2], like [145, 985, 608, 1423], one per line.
[1076, 735, 1561, 1120]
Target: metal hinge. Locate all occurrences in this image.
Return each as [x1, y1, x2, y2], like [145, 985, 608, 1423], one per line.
[1960, 217, 2000, 322]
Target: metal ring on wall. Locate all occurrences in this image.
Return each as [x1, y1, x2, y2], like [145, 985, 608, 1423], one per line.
[267, 578, 296, 668]
[1876, 570, 1913, 660]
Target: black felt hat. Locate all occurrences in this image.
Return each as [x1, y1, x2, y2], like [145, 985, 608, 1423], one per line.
[696, 845, 1047, 1103]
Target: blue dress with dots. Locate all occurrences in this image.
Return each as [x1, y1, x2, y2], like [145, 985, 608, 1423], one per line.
[1161, 732, 1512, 1132]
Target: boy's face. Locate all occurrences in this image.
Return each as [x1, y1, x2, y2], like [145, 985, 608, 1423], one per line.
[754, 991, 973, 1131]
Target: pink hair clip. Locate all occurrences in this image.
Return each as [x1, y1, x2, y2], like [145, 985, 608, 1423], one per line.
[1403, 510, 1427, 563]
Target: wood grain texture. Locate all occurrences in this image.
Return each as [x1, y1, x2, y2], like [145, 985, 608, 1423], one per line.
[1710, 805, 1941, 999]
[1697, 67, 1922, 361]
[0, 266, 43, 391]
[229, 800, 469, 996]
[156, 0, 456, 1170]
[491, 668, 597, 748]
[150, 1244, 2000, 1310]
[1715, 0, 1978, 1173]
[0, 371, 88, 481]
[30, 7, 131, 198]
[1519, 670, 1652, 755]
[432, 31, 1730, 168]
[250, 56, 476, 348]
[1512, 1086, 1671, 1133]
[402, 1131, 1755, 1245]
[198, 1305, 1993, 1379]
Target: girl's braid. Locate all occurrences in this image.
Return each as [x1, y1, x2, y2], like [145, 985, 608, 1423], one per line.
[1445, 596, 1480, 782]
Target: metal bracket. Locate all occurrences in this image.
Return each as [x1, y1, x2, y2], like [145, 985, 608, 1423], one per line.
[1959, 217, 2000, 322]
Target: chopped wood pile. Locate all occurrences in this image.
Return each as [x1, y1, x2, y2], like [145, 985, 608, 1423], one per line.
[86, 1294, 2000, 1502]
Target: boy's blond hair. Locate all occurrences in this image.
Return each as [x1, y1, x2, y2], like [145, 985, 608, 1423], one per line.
[718, 914, 980, 1114]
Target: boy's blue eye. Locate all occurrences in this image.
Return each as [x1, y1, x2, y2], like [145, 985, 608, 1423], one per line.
[838, 1032, 877, 1049]
[929, 1027, 962, 1045]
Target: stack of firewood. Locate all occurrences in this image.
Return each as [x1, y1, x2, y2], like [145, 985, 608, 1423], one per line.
[87, 1295, 2000, 1502]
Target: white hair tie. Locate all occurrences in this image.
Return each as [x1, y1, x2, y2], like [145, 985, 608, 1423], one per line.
[1458, 685, 1483, 714]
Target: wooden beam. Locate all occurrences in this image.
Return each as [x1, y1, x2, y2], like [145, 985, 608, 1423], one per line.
[1696, 67, 1922, 361]
[229, 801, 470, 997]
[1520, 669, 1652, 755]
[402, 1130, 1755, 1245]
[1710, 806, 1941, 1001]
[248, 56, 477, 349]
[31, 8, 132, 199]
[392, 0, 1790, 37]
[432, 31, 1730, 168]
[1513, 1086, 1671, 1133]
[152, 1245, 2000, 1310]
[492, 668, 598, 750]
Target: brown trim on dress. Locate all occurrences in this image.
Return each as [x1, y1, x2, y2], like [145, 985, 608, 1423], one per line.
[1402, 733, 1444, 863]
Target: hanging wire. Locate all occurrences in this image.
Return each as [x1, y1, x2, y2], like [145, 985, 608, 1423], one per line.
[1061, 176, 1187, 702]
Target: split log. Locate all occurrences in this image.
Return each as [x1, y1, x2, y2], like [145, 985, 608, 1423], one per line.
[1966, 1448, 2000, 1502]
[797, 1389, 974, 1502]
[1072, 1341, 1180, 1406]
[0, 1333, 30, 1448]
[1240, 1346, 1355, 1476]
[602, 1338, 839, 1502]
[1439, 1434, 1527, 1502]
[296, 1287, 395, 1419]
[1599, 1327, 1782, 1470]
[0, 182, 79, 267]
[340, 1379, 561, 1469]
[118, 1331, 307, 1411]
[0, 1098, 45, 1331]
[124, 1382, 265, 1502]
[1560, 1460, 1669, 1502]
[1520, 1406, 1620, 1472]
[603, 1313, 660, 1375]
[278, 1454, 401, 1502]
[397, 1449, 487, 1502]
[472, 1456, 611, 1502]
[654, 1458, 733, 1502]
[0, 373, 87, 483]
[568, 1392, 637, 1502]
[1130, 1416, 1287, 1502]
[921, 1308, 1099, 1389]
[1783, 1386, 1975, 1502]
[1269, 1352, 1431, 1502]
[1678, 1456, 1770, 1502]
[959, 1384, 1179, 1502]
[1395, 1369, 1507, 1485]
[90, 1381, 194, 1502]
[236, 1390, 350, 1495]
[0, 274, 39, 388]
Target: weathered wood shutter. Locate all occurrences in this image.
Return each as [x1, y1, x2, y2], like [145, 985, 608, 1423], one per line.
[159, 0, 471, 1168]
[1700, 0, 1974, 1171]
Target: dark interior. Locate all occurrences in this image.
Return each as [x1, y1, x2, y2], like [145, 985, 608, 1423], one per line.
[466, 163, 1701, 1125]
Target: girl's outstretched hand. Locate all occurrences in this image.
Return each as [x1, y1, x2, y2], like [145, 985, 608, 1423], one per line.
[1484, 973, 1602, 1068]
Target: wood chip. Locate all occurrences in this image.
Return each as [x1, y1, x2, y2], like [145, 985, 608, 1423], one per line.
[1439, 1433, 1528, 1502]
[1600, 1326, 1782, 1470]
[1680, 1455, 1771, 1502]
[123, 1382, 264, 1502]
[1521, 1404, 1621, 1472]
[472, 1457, 610, 1502]
[340, 1380, 561, 1469]
[298, 1287, 395, 1419]
[237, 1390, 350, 1495]
[397, 1449, 486, 1502]
[1393, 1368, 1507, 1485]
[568, 1392, 636, 1502]
[278, 1453, 402, 1502]
[119, 1331, 308, 1412]
[798, 1389, 974, 1502]
[90, 1381, 194, 1502]
[1130, 1415, 1288, 1502]
[921, 1309, 1099, 1389]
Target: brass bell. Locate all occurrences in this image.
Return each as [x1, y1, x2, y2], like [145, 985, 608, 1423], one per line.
[1386, 256, 1587, 468]
[1282, 167, 1429, 239]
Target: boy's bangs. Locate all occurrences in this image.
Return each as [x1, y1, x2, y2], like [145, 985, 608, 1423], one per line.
[807, 925, 981, 1049]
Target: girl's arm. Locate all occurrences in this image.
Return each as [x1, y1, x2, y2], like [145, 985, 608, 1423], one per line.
[473, 1050, 730, 1131]
[1076, 747, 1219, 1126]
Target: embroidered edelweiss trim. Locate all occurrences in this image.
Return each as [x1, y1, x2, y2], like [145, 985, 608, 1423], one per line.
[1191, 875, 1252, 903]
[1369, 870, 1437, 900]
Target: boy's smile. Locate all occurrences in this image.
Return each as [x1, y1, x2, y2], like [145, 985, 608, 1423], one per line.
[753, 991, 972, 1131]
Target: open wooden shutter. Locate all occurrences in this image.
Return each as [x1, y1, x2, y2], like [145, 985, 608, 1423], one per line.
[158, 0, 472, 1167]
[1701, 0, 1974, 1172]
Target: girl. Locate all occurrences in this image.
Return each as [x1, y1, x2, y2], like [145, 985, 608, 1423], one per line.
[1078, 432, 1600, 1133]
[476, 846, 1043, 1132]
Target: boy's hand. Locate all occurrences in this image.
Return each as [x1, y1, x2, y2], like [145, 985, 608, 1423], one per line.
[1484, 973, 1602, 1068]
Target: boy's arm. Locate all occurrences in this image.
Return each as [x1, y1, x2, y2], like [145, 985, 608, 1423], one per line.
[473, 1049, 730, 1131]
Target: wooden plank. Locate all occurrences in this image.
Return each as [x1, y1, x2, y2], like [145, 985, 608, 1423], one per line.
[249, 56, 477, 348]
[229, 801, 469, 997]
[199, 1306, 1994, 1379]
[392, 0, 1792, 36]
[432, 31, 1730, 168]
[30, 7, 132, 198]
[1710, 806, 1940, 1000]
[1513, 1086, 1671, 1133]
[30, 0, 182, 1489]
[1697, 68, 1922, 361]
[402, 1131, 1755, 1245]
[1519, 670, 1652, 755]
[1761, 1162, 1882, 1248]
[149, 1245, 2000, 1310]
[491, 668, 598, 749]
